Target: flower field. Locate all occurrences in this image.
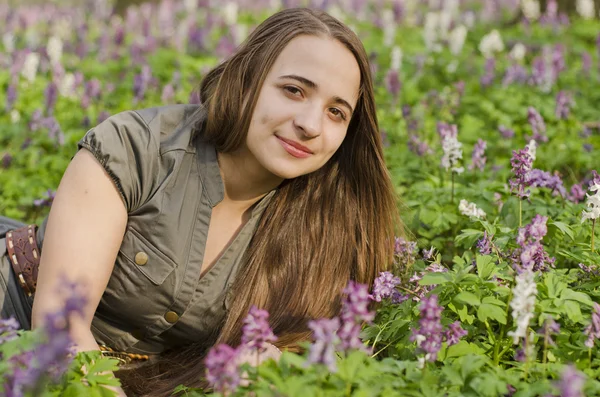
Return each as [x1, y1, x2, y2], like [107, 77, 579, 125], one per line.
[1, 0, 600, 396]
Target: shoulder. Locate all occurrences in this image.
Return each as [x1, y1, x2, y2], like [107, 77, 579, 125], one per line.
[131, 104, 204, 155]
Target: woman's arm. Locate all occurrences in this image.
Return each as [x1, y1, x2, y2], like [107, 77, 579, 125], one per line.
[31, 148, 128, 352]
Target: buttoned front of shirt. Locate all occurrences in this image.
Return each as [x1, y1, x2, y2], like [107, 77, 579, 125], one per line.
[42, 104, 277, 354]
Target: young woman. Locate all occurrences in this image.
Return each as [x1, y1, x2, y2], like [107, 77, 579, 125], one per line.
[0, 7, 403, 396]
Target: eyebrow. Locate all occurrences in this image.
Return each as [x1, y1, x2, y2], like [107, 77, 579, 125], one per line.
[279, 74, 355, 115]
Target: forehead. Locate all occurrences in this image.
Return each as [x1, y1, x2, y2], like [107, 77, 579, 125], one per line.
[267, 35, 361, 106]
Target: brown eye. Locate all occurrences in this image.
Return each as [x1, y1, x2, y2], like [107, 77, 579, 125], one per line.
[330, 108, 346, 121]
[284, 86, 302, 96]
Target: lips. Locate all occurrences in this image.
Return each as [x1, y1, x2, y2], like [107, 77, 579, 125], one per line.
[276, 136, 313, 155]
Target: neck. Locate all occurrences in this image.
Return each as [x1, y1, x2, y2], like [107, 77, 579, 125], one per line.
[217, 149, 283, 210]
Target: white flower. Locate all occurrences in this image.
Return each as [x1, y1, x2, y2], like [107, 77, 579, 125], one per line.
[222, 2, 238, 25]
[183, 0, 197, 13]
[59, 73, 76, 98]
[507, 269, 537, 344]
[525, 139, 537, 163]
[441, 132, 463, 174]
[478, 30, 504, 58]
[21, 52, 40, 83]
[458, 200, 486, 219]
[390, 46, 403, 72]
[521, 0, 541, 21]
[448, 25, 467, 55]
[47, 36, 63, 65]
[510, 43, 527, 61]
[582, 183, 600, 223]
[2, 33, 15, 53]
[10, 110, 20, 124]
[576, 0, 595, 19]
[382, 9, 396, 47]
[423, 12, 442, 52]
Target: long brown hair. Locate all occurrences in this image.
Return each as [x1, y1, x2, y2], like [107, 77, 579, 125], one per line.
[121, 7, 404, 396]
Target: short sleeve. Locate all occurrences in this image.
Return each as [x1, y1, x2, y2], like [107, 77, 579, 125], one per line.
[77, 110, 160, 213]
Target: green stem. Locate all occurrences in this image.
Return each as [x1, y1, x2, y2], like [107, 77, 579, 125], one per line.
[592, 219, 596, 253]
[493, 291, 513, 366]
[451, 172, 455, 204]
[519, 199, 522, 228]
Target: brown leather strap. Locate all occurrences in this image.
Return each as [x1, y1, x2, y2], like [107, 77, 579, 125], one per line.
[6, 225, 40, 297]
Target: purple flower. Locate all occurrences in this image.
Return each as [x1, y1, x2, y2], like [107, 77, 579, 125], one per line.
[0, 317, 20, 344]
[498, 125, 515, 139]
[241, 306, 277, 354]
[132, 65, 152, 102]
[552, 44, 566, 81]
[584, 303, 600, 348]
[341, 281, 374, 324]
[514, 215, 555, 273]
[526, 169, 567, 198]
[372, 272, 401, 302]
[437, 122, 457, 140]
[394, 237, 418, 266]
[539, 317, 560, 347]
[568, 183, 586, 203]
[97, 111, 111, 124]
[469, 139, 487, 172]
[205, 344, 241, 394]
[527, 107, 547, 143]
[555, 91, 573, 120]
[422, 246, 435, 260]
[161, 83, 175, 104]
[582, 52, 592, 75]
[411, 294, 444, 361]
[189, 90, 201, 105]
[503, 63, 529, 86]
[307, 317, 340, 372]
[509, 148, 533, 199]
[44, 82, 58, 116]
[556, 365, 586, 397]
[477, 231, 493, 255]
[2, 153, 12, 169]
[444, 321, 467, 346]
[6, 82, 17, 111]
[385, 69, 401, 100]
[579, 263, 600, 277]
[408, 134, 432, 156]
[338, 281, 374, 353]
[85, 79, 102, 99]
[33, 189, 56, 207]
[480, 58, 496, 87]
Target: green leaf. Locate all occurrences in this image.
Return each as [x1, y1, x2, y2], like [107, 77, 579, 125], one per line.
[481, 296, 506, 307]
[477, 303, 507, 324]
[476, 255, 495, 280]
[444, 341, 485, 359]
[561, 288, 594, 307]
[454, 291, 481, 306]
[548, 221, 575, 241]
[420, 272, 452, 285]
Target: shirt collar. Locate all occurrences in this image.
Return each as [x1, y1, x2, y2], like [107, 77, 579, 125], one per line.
[197, 141, 225, 208]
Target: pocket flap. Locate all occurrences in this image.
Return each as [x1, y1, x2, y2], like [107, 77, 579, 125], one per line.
[119, 226, 177, 285]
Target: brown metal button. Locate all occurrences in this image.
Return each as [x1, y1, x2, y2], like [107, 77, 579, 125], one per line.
[164, 311, 179, 323]
[135, 252, 148, 266]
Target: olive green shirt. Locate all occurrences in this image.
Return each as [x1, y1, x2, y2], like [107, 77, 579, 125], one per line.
[38, 104, 275, 354]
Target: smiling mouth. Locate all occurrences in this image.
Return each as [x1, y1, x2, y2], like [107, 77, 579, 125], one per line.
[276, 136, 313, 158]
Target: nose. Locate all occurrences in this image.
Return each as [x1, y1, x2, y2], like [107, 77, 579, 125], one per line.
[293, 104, 323, 138]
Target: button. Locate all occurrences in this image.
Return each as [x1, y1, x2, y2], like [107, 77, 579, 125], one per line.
[135, 252, 148, 266]
[164, 311, 179, 323]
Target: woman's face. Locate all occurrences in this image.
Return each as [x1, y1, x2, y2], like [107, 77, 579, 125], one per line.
[244, 34, 361, 180]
